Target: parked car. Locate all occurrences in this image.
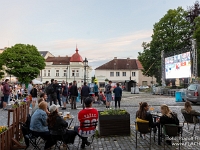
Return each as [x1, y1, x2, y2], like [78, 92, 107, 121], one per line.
[186, 84, 200, 104]
[139, 85, 149, 90]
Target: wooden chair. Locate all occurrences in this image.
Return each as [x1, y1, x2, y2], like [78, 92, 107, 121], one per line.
[135, 121, 152, 150]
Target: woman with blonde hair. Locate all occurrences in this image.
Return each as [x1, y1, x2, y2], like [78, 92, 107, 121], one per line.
[30, 101, 55, 149]
[159, 104, 179, 125]
[181, 101, 200, 122]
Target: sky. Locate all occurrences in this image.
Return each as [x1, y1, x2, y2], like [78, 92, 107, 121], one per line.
[0, 0, 195, 69]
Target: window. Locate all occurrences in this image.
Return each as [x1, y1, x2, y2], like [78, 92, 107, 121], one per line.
[76, 70, 79, 77]
[99, 82, 105, 88]
[142, 81, 147, 86]
[122, 72, 126, 76]
[116, 72, 120, 77]
[110, 72, 114, 77]
[132, 72, 136, 77]
[48, 70, 50, 76]
[56, 70, 59, 77]
[63, 70, 66, 77]
[44, 70, 46, 77]
[72, 70, 75, 77]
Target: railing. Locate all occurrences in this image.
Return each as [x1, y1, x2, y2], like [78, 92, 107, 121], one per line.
[0, 103, 29, 150]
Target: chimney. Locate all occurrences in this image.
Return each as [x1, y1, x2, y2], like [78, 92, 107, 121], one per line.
[114, 57, 117, 59]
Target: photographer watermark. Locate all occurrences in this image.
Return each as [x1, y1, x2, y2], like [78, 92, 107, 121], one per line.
[167, 136, 200, 147]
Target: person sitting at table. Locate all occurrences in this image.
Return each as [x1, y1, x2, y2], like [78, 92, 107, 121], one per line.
[31, 98, 45, 116]
[47, 104, 77, 144]
[74, 97, 98, 149]
[181, 101, 200, 123]
[158, 104, 179, 145]
[30, 101, 55, 149]
[136, 102, 158, 129]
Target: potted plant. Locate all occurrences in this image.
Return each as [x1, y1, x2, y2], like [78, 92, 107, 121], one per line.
[98, 109, 130, 136]
[0, 126, 8, 134]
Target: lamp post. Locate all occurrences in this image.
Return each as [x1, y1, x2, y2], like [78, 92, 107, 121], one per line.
[83, 58, 88, 83]
[66, 66, 68, 82]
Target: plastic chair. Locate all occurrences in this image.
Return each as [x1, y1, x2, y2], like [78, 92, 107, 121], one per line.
[163, 124, 183, 150]
[135, 121, 152, 150]
[182, 112, 197, 136]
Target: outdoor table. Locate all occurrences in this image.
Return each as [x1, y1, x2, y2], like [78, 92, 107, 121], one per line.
[63, 115, 74, 129]
[151, 112, 162, 145]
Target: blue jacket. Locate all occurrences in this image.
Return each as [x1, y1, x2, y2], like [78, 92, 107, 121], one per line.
[93, 84, 98, 93]
[30, 109, 48, 132]
[81, 85, 90, 97]
[113, 86, 122, 97]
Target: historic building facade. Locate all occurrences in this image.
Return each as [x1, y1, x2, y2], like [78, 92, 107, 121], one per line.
[95, 57, 155, 88]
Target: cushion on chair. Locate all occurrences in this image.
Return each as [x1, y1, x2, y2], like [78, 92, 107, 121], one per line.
[135, 117, 149, 131]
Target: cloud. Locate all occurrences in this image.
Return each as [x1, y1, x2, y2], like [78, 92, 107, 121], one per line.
[36, 30, 152, 70]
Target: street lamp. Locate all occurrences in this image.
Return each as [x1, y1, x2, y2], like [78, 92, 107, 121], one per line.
[83, 58, 88, 83]
[66, 66, 68, 82]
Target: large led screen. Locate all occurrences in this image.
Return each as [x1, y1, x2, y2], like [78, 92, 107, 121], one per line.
[165, 52, 191, 79]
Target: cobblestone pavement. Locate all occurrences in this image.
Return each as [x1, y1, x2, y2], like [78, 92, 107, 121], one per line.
[1, 92, 200, 150]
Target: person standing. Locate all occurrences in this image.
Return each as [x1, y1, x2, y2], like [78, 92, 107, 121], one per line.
[61, 82, 68, 110]
[55, 80, 62, 107]
[93, 82, 99, 102]
[113, 83, 122, 109]
[105, 81, 112, 109]
[2, 79, 11, 110]
[81, 82, 90, 109]
[49, 79, 57, 105]
[31, 85, 38, 108]
[70, 81, 78, 109]
[0, 83, 4, 109]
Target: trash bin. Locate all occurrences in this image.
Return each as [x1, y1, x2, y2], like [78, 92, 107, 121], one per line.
[131, 87, 135, 94]
[175, 91, 182, 102]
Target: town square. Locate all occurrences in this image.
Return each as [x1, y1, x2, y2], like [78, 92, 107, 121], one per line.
[1, 0, 200, 150]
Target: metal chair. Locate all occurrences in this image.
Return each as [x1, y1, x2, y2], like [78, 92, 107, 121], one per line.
[21, 124, 42, 150]
[163, 124, 183, 150]
[135, 121, 152, 150]
[182, 112, 197, 136]
[78, 121, 98, 148]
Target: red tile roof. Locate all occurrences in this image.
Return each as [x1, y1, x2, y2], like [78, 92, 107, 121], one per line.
[46, 56, 71, 65]
[95, 58, 142, 70]
[70, 48, 83, 62]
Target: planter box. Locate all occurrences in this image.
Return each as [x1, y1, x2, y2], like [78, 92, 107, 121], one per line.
[98, 111, 130, 136]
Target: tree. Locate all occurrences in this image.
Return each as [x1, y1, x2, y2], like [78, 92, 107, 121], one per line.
[138, 7, 191, 84]
[0, 44, 45, 83]
[193, 16, 200, 76]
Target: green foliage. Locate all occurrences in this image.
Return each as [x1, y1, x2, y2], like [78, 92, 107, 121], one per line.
[0, 44, 45, 83]
[193, 16, 200, 76]
[100, 109, 128, 115]
[138, 7, 191, 84]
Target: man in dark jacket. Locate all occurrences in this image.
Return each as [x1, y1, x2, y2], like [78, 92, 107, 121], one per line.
[81, 82, 90, 109]
[70, 81, 78, 109]
[113, 83, 122, 109]
[3, 79, 11, 110]
[49, 79, 57, 105]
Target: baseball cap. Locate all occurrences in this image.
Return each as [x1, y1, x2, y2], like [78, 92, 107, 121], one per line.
[49, 104, 59, 113]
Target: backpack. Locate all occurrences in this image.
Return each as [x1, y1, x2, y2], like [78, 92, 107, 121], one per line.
[46, 84, 54, 94]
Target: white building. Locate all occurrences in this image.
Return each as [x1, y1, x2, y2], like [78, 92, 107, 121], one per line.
[37, 48, 92, 87]
[95, 57, 155, 88]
